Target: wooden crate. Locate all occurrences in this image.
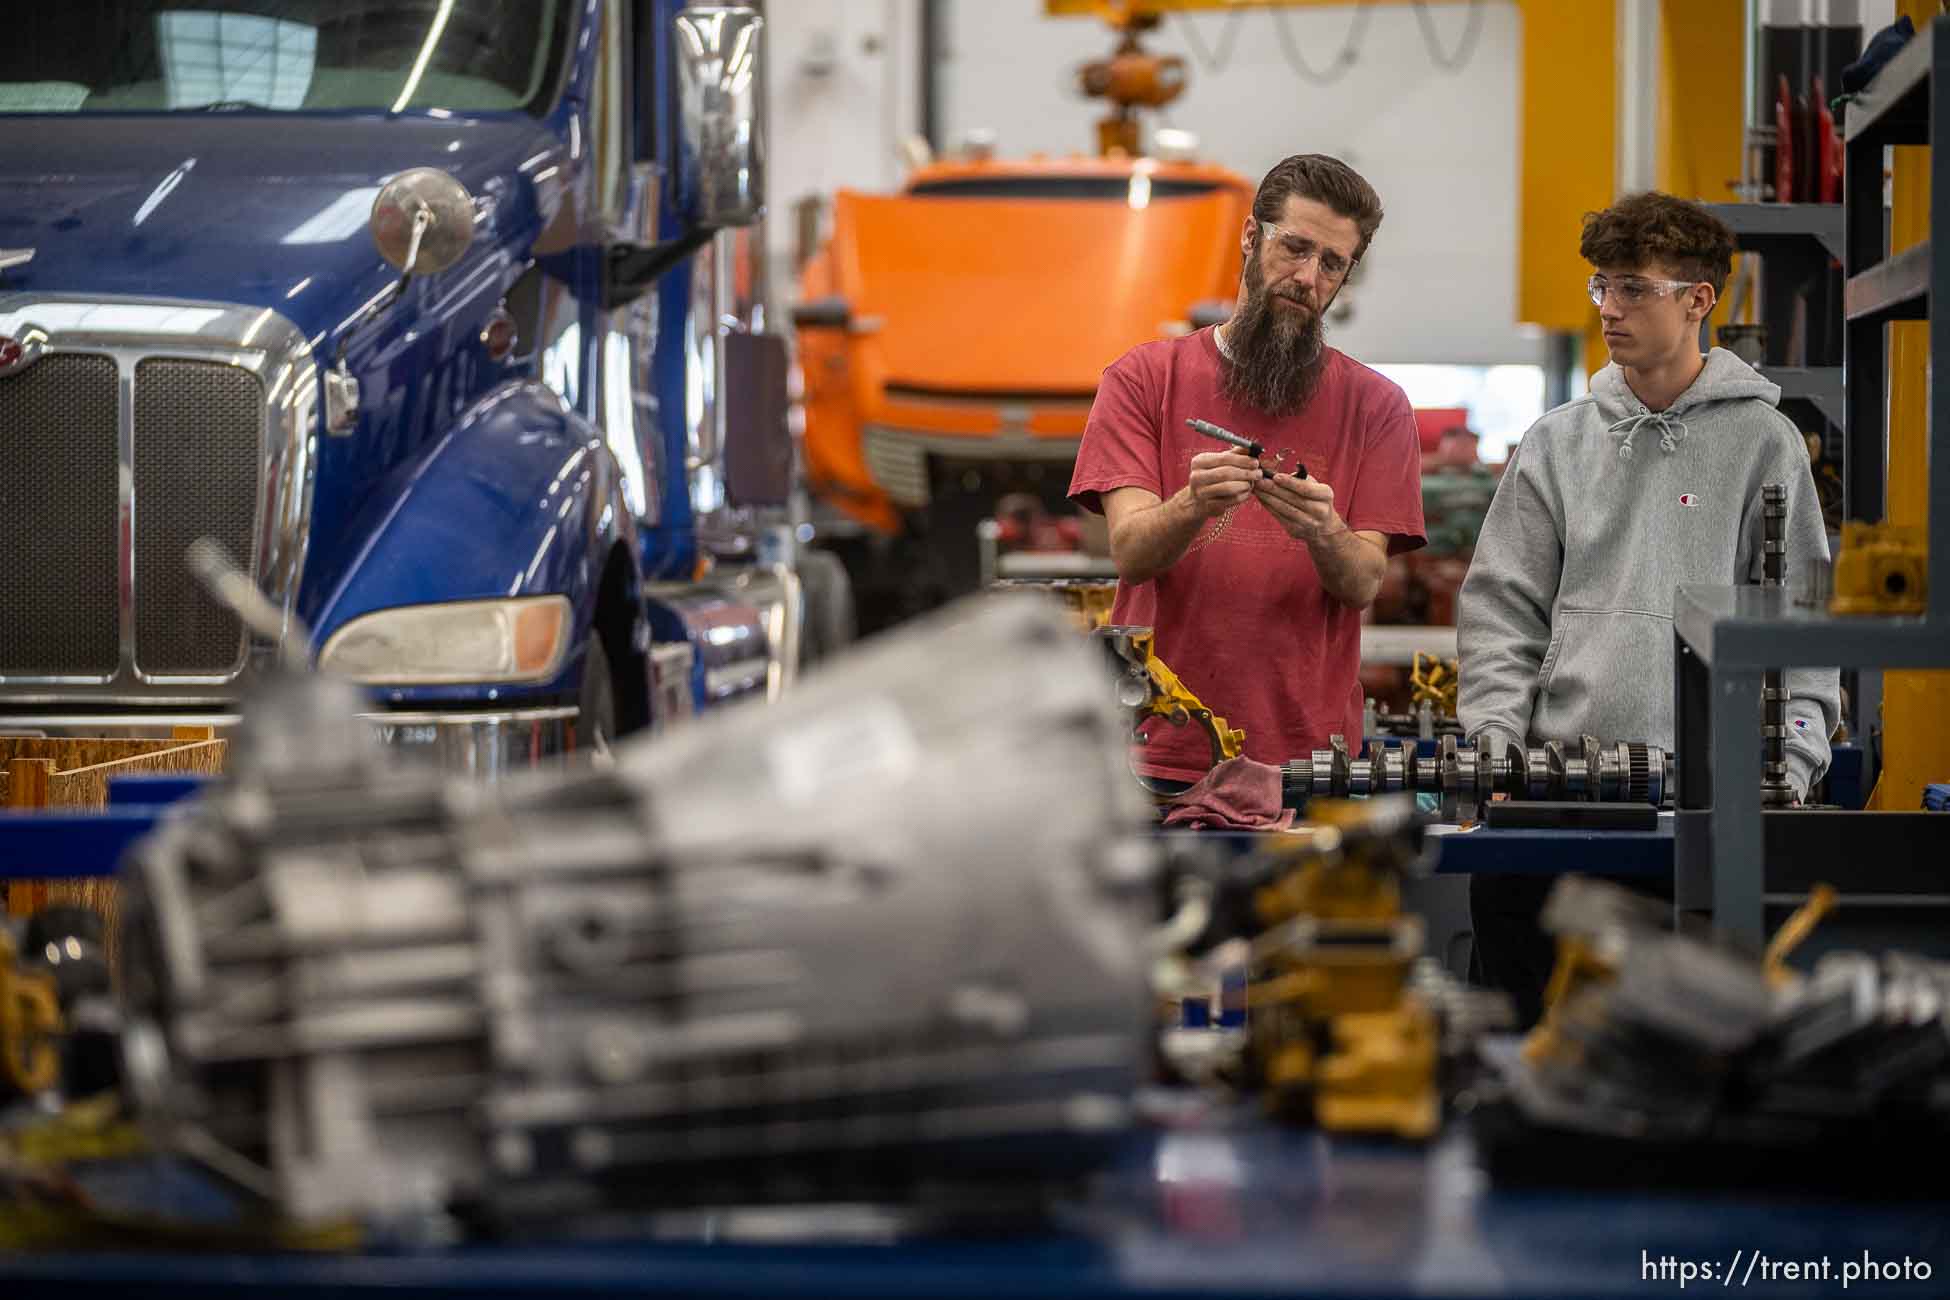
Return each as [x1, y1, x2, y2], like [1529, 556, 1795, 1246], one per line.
[2, 729, 227, 939]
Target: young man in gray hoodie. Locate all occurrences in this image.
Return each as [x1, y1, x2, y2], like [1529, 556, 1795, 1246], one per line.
[1457, 192, 1840, 1023]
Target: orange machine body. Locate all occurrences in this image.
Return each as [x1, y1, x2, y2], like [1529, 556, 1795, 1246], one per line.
[798, 156, 1252, 535]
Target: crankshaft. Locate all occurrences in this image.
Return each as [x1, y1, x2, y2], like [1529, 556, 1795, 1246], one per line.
[1282, 734, 1672, 821]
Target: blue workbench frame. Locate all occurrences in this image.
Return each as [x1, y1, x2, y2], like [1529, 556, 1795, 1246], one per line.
[2, 1121, 1946, 1298]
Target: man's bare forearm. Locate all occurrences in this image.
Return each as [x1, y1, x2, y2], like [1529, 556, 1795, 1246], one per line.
[1306, 518, 1387, 608]
[1109, 488, 1207, 585]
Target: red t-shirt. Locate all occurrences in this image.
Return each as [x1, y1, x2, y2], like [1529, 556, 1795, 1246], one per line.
[1069, 328, 1426, 781]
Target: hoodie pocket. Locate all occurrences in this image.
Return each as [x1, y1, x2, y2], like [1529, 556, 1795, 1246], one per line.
[1531, 608, 1677, 747]
[1536, 629, 1565, 696]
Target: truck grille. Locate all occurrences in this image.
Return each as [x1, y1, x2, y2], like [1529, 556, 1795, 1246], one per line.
[0, 355, 121, 675]
[134, 360, 262, 675]
[861, 425, 932, 508]
[0, 352, 264, 680]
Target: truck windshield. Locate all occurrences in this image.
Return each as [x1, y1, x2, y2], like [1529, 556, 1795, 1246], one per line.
[2, 1, 573, 116]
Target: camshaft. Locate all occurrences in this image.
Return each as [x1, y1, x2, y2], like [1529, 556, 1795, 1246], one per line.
[1759, 483, 1796, 808]
[1282, 734, 1672, 821]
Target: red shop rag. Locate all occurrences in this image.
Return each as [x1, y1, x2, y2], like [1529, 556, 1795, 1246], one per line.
[1160, 756, 1297, 831]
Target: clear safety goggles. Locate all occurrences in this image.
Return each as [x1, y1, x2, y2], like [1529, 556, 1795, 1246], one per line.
[1587, 274, 1702, 309]
[1260, 221, 1356, 283]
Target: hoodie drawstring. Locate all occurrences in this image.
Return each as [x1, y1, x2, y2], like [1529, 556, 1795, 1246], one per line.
[1608, 410, 1689, 461]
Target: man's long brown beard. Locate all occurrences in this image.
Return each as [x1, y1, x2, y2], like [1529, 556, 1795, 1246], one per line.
[1219, 252, 1329, 418]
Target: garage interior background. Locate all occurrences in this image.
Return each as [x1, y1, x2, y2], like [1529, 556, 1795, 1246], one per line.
[765, 0, 1901, 459]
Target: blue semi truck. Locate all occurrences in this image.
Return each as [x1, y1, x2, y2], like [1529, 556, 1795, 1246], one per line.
[0, 0, 838, 773]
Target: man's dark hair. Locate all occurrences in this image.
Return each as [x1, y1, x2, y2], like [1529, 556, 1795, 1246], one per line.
[1251, 154, 1384, 263]
[1579, 191, 1735, 296]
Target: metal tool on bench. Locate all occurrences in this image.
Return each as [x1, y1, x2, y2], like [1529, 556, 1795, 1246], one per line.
[115, 594, 1156, 1232]
[1281, 733, 1673, 821]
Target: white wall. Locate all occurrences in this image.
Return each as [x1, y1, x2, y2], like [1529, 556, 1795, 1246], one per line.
[764, 2, 1909, 363]
[766, 2, 1541, 366]
[941, 1, 1539, 367]
[764, 0, 923, 299]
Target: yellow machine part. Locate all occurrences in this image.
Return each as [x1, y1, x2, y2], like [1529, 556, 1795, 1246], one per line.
[1520, 934, 1613, 1067]
[1130, 629, 1246, 766]
[1054, 581, 1120, 631]
[1830, 523, 1928, 616]
[0, 1096, 365, 1253]
[1243, 793, 1438, 1138]
[1254, 799, 1413, 924]
[1763, 883, 1839, 989]
[1409, 653, 1460, 719]
[1264, 1040, 1315, 1096]
[1528, 882, 1841, 1063]
[1251, 947, 1413, 1021]
[1254, 855, 1402, 928]
[1314, 1004, 1441, 1140]
[0, 931, 62, 1096]
[1254, 984, 1438, 1138]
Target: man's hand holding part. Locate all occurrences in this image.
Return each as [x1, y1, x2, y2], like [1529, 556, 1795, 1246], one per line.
[1187, 450, 1262, 518]
[1252, 470, 1338, 543]
[1253, 470, 1388, 609]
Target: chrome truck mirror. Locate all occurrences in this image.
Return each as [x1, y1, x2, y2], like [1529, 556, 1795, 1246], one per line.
[606, 9, 768, 310]
[325, 169, 477, 435]
[369, 167, 476, 278]
[674, 7, 765, 229]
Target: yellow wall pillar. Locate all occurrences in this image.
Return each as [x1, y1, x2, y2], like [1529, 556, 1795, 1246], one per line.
[1652, 1, 1750, 354]
[1871, 1, 1949, 810]
[1655, 0, 1744, 202]
[1516, 0, 1616, 348]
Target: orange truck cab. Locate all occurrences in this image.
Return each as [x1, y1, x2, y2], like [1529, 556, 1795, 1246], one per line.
[795, 153, 1251, 610]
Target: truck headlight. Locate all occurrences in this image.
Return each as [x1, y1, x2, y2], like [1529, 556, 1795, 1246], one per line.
[318, 596, 572, 685]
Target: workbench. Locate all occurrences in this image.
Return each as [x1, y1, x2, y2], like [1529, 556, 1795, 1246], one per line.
[2, 1114, 1945, 1298]
[4, 792, 1946, 1296]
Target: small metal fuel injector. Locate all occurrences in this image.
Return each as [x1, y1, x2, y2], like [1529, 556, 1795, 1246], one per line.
[1187, 418, 1307, 480]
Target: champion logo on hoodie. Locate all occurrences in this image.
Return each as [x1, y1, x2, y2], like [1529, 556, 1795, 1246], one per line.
[1679, 493, 1702, 508]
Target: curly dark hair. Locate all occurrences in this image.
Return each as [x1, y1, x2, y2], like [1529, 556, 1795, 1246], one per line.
[1579, 191, 1735, 295]
[1252, 154, 1385, 263]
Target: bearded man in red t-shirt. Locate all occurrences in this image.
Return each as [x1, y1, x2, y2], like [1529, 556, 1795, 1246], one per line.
[1069, 154, 1427, 787]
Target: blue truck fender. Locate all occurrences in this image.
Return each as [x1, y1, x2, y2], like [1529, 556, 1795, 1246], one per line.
[310, 379, 650, 721]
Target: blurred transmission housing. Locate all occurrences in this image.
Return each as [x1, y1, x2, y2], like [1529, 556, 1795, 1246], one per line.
[119, 597, 1156, 1229]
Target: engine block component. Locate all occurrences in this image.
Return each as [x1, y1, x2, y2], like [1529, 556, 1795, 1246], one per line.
[1243, 798, 1506, 1138]
[118, 597, 1155, 1230]
[1281, 735, 1672, 821]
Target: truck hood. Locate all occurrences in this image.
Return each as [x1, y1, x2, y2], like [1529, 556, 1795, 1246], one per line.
[829, 189, 1244, 398]
[0, 114, 559, 343]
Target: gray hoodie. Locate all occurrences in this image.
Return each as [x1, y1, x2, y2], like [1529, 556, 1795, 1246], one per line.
[1458, 348, 1838, 795]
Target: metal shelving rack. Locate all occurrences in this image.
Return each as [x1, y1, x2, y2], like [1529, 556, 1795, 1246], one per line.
[1843, 20, 1939, 520]
[1700, 202, 1845, 435]
[1675, 18, 1950, 949]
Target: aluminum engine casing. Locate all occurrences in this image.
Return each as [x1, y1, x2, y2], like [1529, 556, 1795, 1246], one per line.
[119, 596, 1155, 1227]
